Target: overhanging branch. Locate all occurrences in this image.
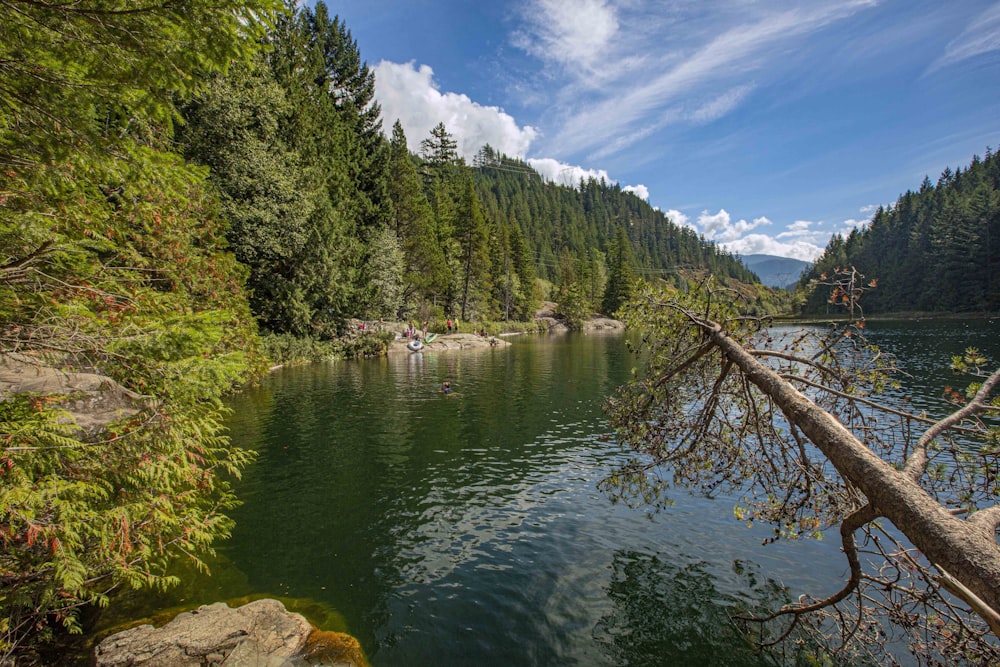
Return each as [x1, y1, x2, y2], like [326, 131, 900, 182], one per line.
[682, 311, 1000, 618]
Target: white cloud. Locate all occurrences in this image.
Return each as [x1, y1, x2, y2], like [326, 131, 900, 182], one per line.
[374, 61, 537, 162]
[526, 157, 611, 186]
[372, 61, 658, 198]
[369, 54, 846, 268]
[688, 210, 824, 260]
[839, 218, 869, 236]
[928, 3, 1000, 73]
[722, 234, 824, 262]
[513, 0, 620, 79]
[696, 209, 771, 243]
[623, 184, 649, 200]
[776, 220, 818, 239]
[859, 203, 878, 214]
[664, 209, 693, 230]
[689, 84, 756, 124]
[536, 1, 876, 158]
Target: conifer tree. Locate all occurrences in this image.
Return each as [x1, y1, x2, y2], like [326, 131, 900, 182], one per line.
[602, 227, 637, 315]
[455, 179, 491, 320]
[388, 122, 451, 311]
[0, 0, 279, 657]
[178, 56, 316, 331]
[421, 122, 462, 168]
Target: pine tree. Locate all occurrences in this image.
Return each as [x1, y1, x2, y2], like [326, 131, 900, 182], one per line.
[455, 179, 491, 320]
[388, 122, 451, 312]
[602, 227, 637, 315]
[421, 122, 462, 168]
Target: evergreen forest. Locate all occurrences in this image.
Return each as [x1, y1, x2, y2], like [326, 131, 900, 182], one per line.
[176, 10, 758, 336]
[799, 149, 1000, 314]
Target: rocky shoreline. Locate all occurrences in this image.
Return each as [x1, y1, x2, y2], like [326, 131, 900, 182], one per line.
[386, 331, 510, 354]
[94, 598, 367, 667]
[384, 307, 624, 355]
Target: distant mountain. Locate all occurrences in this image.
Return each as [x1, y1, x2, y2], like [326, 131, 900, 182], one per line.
[740, 254, 812, 289]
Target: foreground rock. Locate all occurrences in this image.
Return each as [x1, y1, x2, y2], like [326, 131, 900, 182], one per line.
[95, 599, 365, 667]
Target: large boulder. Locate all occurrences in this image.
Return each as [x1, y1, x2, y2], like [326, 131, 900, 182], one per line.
[95, 599, 316, 666]
[0, 353, 151, 435]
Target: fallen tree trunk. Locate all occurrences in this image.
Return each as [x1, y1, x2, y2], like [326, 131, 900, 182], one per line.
[701, 317, 1000, 617]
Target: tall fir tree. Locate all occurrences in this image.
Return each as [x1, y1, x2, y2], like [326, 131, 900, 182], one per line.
[602, 227, 637, 315]
[455, 178, 491, 320]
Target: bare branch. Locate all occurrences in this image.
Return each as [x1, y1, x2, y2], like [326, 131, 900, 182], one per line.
[936, 567, 1000, 638]
[904, 367, 1000, 480]
[745, 504, 876, 628]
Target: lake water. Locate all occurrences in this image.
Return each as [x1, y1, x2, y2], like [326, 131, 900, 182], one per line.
[113, 318, 998, 665]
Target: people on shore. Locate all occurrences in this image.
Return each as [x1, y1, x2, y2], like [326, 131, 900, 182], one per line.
[446, 318, 453, 333]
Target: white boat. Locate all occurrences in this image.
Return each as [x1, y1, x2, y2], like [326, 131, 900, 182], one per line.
[407, 339, 424, 352]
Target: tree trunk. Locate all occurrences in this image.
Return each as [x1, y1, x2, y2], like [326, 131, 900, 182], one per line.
[704, 321, 1000, 615]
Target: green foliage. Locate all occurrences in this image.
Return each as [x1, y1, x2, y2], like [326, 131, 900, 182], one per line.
[261, 330, 393, 365]
[455, 179, 492, 320]
[387, 121, 451, 312]
[602, 227, 636, 316]
[0, 0, 278, 659]
[798, 148, 1000, 314]
[359, 225, 405, 319]
[0, 0, 278, 169]
[421, 122, 462, 168]
[0, 148, 264, 658]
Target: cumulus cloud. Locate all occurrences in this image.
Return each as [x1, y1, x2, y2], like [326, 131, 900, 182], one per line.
[686, 210, 824, 260]
[664, 209, 693, 230]
[526, 157, 611, 186]
[722, 234, 824, 262]
[374, 61, 537, 162]
[696, 209, 771, 243]
[777, 220, 815, 239]
[623, 184, 649, 200]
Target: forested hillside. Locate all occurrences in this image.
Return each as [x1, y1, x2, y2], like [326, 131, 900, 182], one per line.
[176, 4, 756, 335]
[472, 148, 755, 284]
[800, 149, 1000, 314]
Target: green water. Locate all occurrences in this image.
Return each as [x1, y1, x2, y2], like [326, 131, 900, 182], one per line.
[113, 320, 998, 665]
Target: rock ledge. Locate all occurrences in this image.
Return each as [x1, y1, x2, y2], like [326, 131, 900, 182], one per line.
[95, 599, 364, 667]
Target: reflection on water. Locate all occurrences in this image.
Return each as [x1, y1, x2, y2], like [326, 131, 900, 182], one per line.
[107, 320, 998, 666]
[595, 553, 795, 667]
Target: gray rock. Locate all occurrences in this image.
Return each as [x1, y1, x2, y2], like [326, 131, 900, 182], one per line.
[95, 599, 313, 667]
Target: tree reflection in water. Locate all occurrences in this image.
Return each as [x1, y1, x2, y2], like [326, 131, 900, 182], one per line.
[594, 552, 820, 666]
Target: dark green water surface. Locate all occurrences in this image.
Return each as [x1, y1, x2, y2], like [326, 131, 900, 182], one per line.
[128, 320, 999, 666]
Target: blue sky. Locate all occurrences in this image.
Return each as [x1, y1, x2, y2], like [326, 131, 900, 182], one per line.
[326, 0, 1000, 260]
